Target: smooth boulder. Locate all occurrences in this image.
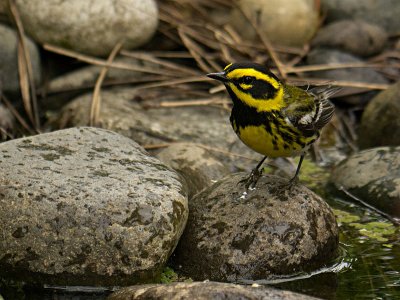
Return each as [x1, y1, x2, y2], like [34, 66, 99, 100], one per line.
[0, 24, 41, 94]
[230, 0, 319, 47]
[331, 146, 400, 218]
[306, 48, 388, 106]
[307, 49, 388, 85]
[322, 0, 400, 35]
[312, 20, 387, 57]
[359, 81, 400, 149]
[12, 0, 158, 56]
[173, 173, 339, 282]
[156, 143, 230, 198]
[0, 127, 188, 285]
[108, 282, 320, 300]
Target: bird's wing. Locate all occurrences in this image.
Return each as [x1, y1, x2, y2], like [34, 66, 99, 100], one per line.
[282, 86, 338, 135]
[309, 86, 339, 130]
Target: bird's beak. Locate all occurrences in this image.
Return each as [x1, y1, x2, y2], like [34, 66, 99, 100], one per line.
[206, 72, 228, 83]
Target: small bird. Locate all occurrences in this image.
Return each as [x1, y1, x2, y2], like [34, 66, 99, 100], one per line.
[207, 62, 338, 189]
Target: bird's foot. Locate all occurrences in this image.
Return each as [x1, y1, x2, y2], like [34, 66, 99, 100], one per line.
[280, 175, 299, 192]
[239, 168, 263, 190]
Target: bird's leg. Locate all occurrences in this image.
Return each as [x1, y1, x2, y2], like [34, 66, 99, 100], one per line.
[240, 156, 267, 189]
[287, 154, 305, 187]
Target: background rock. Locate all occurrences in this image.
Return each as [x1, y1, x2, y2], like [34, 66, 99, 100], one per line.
[0, 127, 188, 285]
[306, 49, 388, 84]
[0, 2, 6, 14]
[359, 81, 400, 149]
[47, 57, 155, 93]
[41, 57, 155, 111]
[330, 146, 400, 218]
[312, 20, 387, 57]
[321, 0, 400, 35]
[173, 173, 338, 282]
[306, 48, 389, 106]
[0, 103, 15, 139]
[55, 87, 260, 171]
[0, 24, 41, 94]
[230, 0, 319, 47]
[108, 282, 320, 300]
[156, 143, 230, 199]
[12, 0, 158, 56]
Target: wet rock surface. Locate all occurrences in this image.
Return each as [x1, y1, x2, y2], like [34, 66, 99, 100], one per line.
[331, 147, 400, 218]
[12, 0, 158, 56]
[230, 0, 319, 47]
[156, 143, 230, 199]
[173, 173, 339, 282]
[0, 127, 188, 285]
[359, 81, 400, 149]
[0, 24, 41, 94]
[56, 87, 259, 170]
[312, 20, 387, 57]
[108, 282, 320, 300]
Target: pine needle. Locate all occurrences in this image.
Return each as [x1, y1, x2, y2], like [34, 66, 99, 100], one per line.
[89, 42, 123, 126]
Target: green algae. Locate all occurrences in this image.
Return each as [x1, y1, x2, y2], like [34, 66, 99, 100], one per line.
[160, 267, 178, 283]
[350, 222, 396, 242]
[333, 209, 396, 242]
[298, 158, 330, 194]
[333, 209, 361, 224]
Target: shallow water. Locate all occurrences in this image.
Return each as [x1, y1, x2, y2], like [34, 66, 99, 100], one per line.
[268, 196, 400, 299]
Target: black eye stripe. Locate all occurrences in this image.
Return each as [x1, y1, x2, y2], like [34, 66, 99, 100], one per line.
[251, 79, 277, 99]
[238, 76, 255, 85]
[233, 76, 278, 100]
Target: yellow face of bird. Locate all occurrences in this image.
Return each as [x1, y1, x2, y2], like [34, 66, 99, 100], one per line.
[207, 62, 285, 112]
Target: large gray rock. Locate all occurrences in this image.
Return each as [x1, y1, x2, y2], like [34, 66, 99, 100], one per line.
[322, 0, 400, 35]
[0, 24, 41, 94]
[55, 87, 260, 171]
[330, 147, 400, 218]
[173, 173, 338, 282]
[156, 143, 230, 198]
[359, 81, 400, 149]
[12, 0, 158, 56]
[0, 127, 188, 285]
[108, 282, 320, 300]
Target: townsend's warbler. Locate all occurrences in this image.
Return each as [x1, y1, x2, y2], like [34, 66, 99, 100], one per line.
[207, 62, 338, 189]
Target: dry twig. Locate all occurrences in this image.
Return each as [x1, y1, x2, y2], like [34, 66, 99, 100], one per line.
[43, 44, 181, 77]
[89, 42, 123, 126]
[0, 94, 35, 134]
[8, 0, 40, 130]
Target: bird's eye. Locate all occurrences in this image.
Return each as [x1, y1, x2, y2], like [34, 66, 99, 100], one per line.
[241, 76, 254, 85]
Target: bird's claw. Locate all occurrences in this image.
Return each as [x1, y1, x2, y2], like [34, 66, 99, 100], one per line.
[279, 175, 299, 191]
[239, 168, 263, 190]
